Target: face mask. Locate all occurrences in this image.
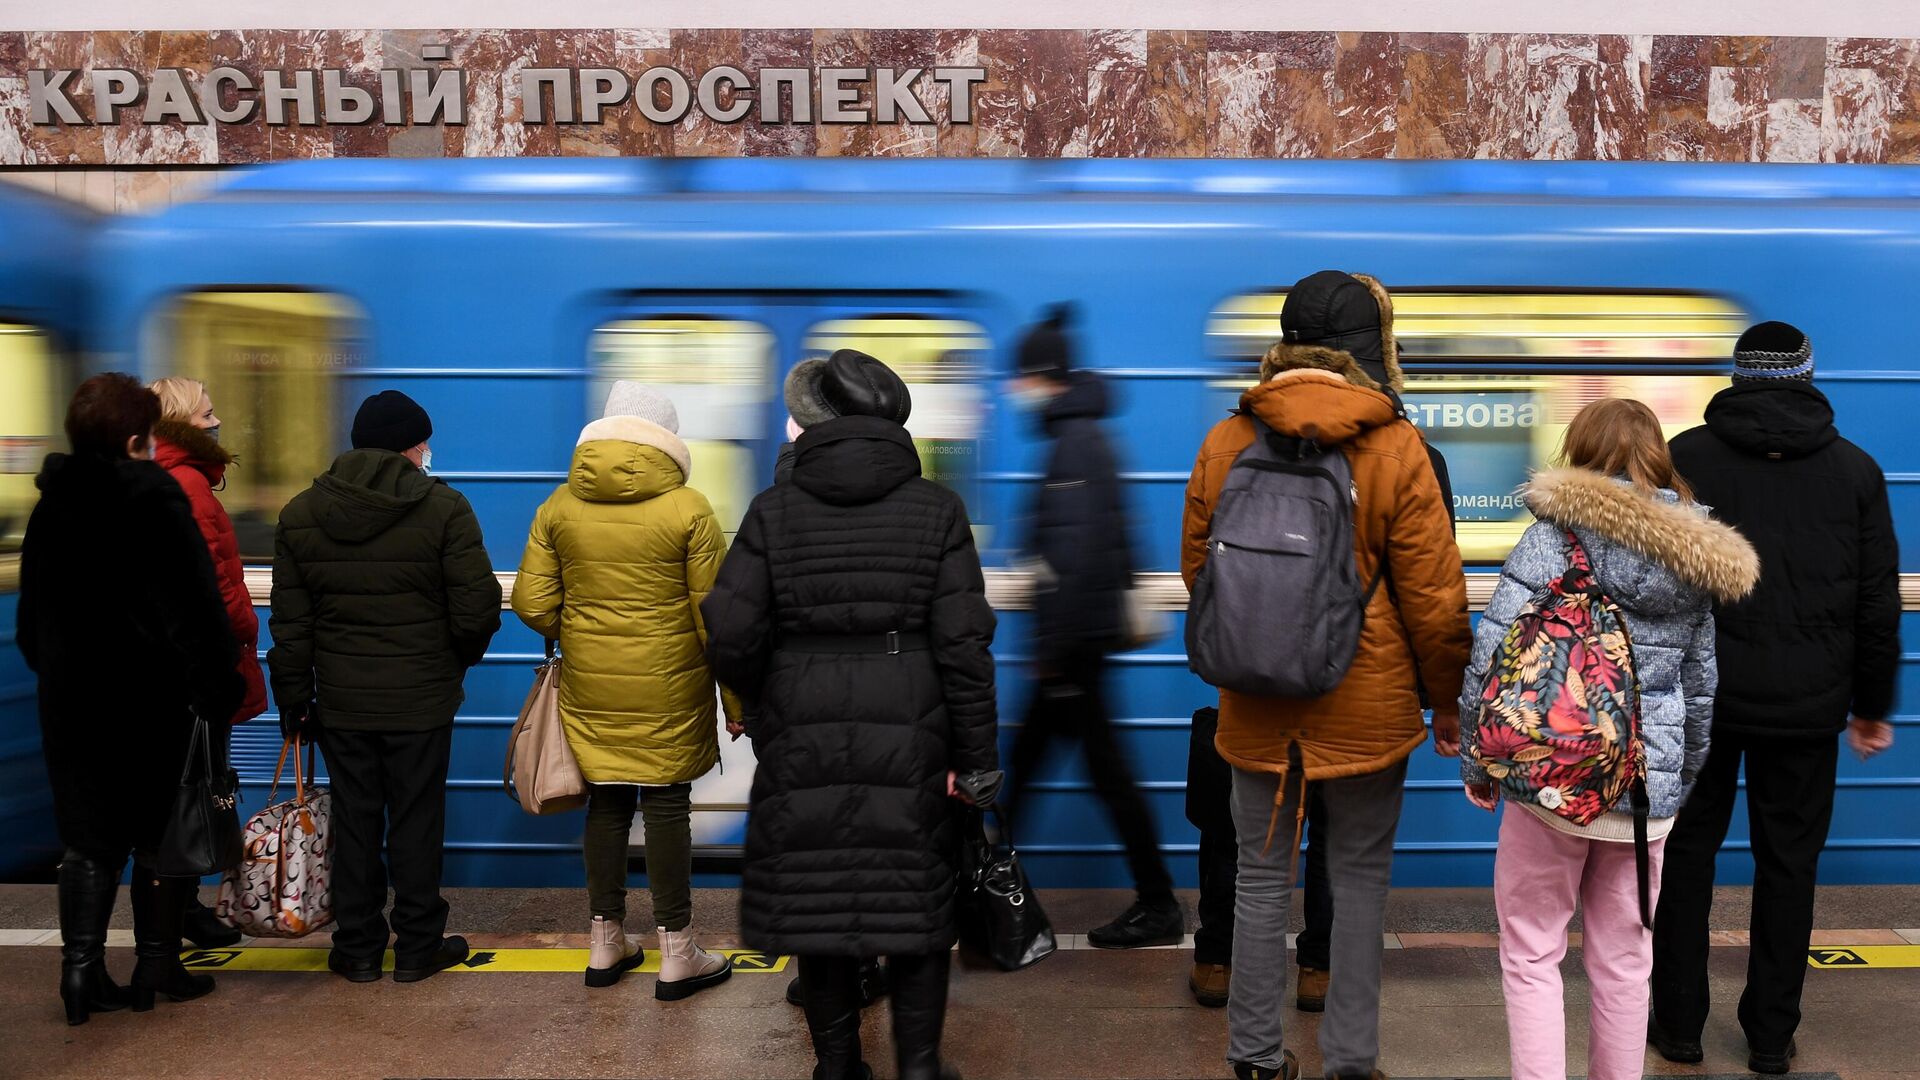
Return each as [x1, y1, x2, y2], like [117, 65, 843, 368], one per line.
[1009, 386, 1053, 413]
[418, 448, 433, 475]
[205, 424, 221, 444]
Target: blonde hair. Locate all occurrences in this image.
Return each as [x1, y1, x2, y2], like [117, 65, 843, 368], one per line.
[1559, 398, 1693, 502]
[148, 377, 207, 423]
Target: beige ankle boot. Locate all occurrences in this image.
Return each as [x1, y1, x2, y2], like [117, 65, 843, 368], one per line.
[654, 926, 732, 1001]
[585, 916, 643, 988]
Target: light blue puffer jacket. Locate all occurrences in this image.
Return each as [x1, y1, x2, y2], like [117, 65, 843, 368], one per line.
[1460, 468, 1760, 819]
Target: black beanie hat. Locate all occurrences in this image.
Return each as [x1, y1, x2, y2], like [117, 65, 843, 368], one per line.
[1732, 321, 1814, 382]
[351, 390, 433, 452]
[1016, 304, 1075, 381]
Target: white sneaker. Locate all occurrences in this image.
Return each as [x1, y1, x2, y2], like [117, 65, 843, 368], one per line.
[585, 916, 643, 988]
[654, 926, 732, 1001]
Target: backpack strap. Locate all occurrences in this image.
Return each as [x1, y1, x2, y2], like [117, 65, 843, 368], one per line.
[1631, 778, 1653, 929]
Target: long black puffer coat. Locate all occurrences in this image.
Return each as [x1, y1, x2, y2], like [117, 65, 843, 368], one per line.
[1023, 371, 1134, 661]
[18, 453, 244, 858]
[1669, 380, 1901, 737]
[702, 415, 998, 957]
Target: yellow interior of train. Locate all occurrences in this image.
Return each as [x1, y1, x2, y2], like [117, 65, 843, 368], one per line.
[590, 318, 775, 541]
[0, 323, 61, 564]
[1207, 291, 1747, 563]
[150, 291, 364, 561]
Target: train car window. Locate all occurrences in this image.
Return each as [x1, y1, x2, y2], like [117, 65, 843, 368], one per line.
[0, 323, 63, 571]
[147, 292, 367, 561]
[801, 317, 990, 529]
[589, 318, 775, 541]
[1207, 291, 1747, 563]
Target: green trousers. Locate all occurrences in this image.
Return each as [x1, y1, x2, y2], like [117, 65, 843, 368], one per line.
[584, 782, 692, 931]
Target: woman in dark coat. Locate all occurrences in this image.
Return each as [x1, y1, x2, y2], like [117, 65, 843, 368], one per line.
[703, 350, 998, 1080]
[18, 374, 245, 1024]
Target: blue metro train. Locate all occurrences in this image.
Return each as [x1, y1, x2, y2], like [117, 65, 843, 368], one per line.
[1, 158, 1916, 886]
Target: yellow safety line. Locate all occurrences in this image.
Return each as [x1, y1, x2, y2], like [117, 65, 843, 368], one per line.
[1806, 945, 1920, 969]
[174, 947, 789, 974]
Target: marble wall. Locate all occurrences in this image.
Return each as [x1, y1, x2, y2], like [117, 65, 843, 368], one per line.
[2, 29, 1918, 164]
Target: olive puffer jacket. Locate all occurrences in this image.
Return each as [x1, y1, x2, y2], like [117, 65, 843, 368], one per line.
[152, 420, 268, 725]
[512, 417, 739, 786]
[268, 450, 501, 732]
[1460, 469, 1760, 821]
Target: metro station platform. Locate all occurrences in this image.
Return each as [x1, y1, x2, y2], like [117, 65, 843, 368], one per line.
[2, 885, 1915, 1080]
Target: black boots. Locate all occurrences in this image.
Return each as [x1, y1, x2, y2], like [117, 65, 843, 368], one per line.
[181, 895, 242, 949]
[800, 957, 874, 1080]
[57, 853, 129, 1026]
[129, 870, 215, 1011]
[888, 952, 954, 1080]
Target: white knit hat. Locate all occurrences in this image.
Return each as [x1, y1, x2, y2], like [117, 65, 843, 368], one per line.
[602, 380, 680, 430]
[579, 381, 692, 480]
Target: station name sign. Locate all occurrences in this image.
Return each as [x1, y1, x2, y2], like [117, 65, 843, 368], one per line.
[26, 59, 990, 128]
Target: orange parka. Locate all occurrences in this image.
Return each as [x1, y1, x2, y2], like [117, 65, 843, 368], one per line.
[1181, 366, 1471, 784]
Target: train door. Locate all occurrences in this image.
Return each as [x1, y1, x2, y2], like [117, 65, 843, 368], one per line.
[583, 296, 992, 858]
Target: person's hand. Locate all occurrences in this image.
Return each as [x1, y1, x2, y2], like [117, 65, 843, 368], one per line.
[1848, 716, 1894, 760]
[947, 770, 974, 805]
[279, 700, 316, 743]
[1465, 781, 1498, 811]
[1431, 709, 1462, 757]
[726, 718, 746, 742]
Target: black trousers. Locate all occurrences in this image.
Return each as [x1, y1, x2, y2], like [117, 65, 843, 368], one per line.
[1652, 730, 1840, 1053]
[318, 724, 454, 966]
[1187, 705, 1331, 968]
[1008, 651, 1174, 904]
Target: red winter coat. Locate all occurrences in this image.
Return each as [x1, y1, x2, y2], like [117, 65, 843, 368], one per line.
[153, 420, 269, 725]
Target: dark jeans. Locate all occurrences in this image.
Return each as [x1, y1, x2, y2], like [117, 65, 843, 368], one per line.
[1188, 707, 1332, 968]
[318, 724, 453, 966]
[1652, 731, 1840, 1053]
[1008, 650, 1174, 905]
[584, 782, 693, 931]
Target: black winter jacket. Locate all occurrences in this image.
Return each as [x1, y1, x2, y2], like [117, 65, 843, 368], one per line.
[268, 450, 502, 733]
[1669, 381, 1900, 736]
[19, 454, 244, 857]
[703, 416, 998, 957]
[1023, 372, 1134, 660]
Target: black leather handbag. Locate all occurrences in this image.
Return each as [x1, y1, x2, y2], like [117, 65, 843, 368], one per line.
[954, 772, 1056, 971]
[152, 714, 244, 878]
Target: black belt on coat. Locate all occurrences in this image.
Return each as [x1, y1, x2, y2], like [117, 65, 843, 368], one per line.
[779, 631, 930, 655]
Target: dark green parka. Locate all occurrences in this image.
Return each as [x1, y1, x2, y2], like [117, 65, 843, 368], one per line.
[268, 450, 502, 731]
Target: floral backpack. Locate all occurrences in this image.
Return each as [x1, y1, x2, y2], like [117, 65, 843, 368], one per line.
[1472, 528, 1655, 926]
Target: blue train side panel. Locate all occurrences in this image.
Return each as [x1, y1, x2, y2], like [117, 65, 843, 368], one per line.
[57, 159, 1920, 888]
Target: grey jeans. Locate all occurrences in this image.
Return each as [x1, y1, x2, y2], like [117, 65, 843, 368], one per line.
[1227, 758, 1408, 1076]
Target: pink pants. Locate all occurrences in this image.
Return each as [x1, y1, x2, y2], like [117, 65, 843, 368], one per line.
[1494, 807, 1667, 1080]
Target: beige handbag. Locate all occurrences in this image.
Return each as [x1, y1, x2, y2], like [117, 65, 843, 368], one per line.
[503, 641, 588, 815]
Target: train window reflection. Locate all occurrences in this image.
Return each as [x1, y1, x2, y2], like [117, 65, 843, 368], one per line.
[1207, 290, 1747, 563]
[148, 291, 366, 561]
[0, 323, 63, 568]
[589, 318, 774, 541]
[801, 317, 989, 529]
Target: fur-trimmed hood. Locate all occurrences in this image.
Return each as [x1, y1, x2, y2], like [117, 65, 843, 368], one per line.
[1259, 273, 1403, 392]
[1524, 467, 1759, 605]
[151, 418, 234, 481]
[575, 414, 691, 484]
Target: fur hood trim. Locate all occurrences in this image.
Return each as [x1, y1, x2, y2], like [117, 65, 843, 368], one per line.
[1524, 468, 1760, 603]
[1258, 272, 1403, 392]
[1260, 343, 1382, 390]
[152, 418, 235, 469]
[577, 414, 691, 482]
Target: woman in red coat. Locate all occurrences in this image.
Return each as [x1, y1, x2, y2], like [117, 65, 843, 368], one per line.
[150, 377, 269, 948]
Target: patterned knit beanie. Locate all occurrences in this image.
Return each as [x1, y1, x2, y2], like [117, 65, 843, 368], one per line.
[1732, 321, 1814, 382]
